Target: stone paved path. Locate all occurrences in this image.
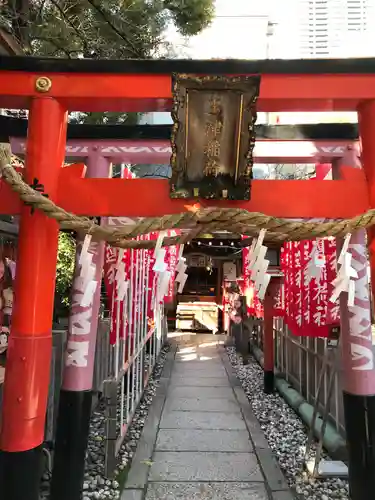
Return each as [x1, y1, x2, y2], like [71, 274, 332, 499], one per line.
[122, 334, 295, 500]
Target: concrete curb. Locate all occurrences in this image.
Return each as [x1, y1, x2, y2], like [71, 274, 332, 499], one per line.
[251, 344, 347, 461]
[121, 342, 177, 499]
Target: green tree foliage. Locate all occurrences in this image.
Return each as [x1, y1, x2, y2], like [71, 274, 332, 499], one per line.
[69, 110, 140, 125]
[55, 232, 76, 317]
[1, 0, 214, 58]
[1, 1, 214, 309]
[165, 0, 214, 37]
[1, 0, 214, 123]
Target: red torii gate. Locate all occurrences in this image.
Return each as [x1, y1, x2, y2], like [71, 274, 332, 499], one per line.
[0, 56, 375, 500]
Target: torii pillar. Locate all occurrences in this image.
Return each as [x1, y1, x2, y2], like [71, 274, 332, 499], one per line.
[263, 276, 283, 394]
[0, 98, 67, 500]
[340, 103, 375, 500]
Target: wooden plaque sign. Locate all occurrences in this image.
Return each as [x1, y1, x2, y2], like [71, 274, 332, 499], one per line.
[170, 74, 261, 200]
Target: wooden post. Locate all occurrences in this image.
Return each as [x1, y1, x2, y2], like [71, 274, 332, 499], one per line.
[263, 288, 274, 393]
[263, 277, 281, 394]
[0, 97, 67, 500]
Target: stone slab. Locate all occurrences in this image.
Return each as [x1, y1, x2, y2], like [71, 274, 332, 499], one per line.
[169, 377, 230, 387]
[121, 490, 144, 500]
[173, 363, 226, 371]
[149, 451, 264, 482]
[160, 411, 246, 430]
[172, 367, 227, 377]
[173, 361, 223, 368]
[156, 429, 253, 452]
[173, 359, 225, 367]
[176, 347, 221, 361]
[145, 482, 269, 499]
[167, 386, 235, 400]
[164, 397, 241, 413]
[194, 351, 222, 359]
[173, 358, 223, 366]
[177, 344, 221, 350]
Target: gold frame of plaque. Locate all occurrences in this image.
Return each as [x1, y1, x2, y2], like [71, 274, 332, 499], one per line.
[170, 73, 261, 200]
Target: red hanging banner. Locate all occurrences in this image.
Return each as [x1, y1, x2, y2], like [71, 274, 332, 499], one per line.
[272, 279, 285, 317]
[282, 238, 340, 338]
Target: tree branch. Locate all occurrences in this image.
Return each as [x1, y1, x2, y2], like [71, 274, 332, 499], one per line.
[31, 35, 73, 58]
[85, 0, 143, 58]
[48, 0, 90, 54]
[137, 173, 170, 179]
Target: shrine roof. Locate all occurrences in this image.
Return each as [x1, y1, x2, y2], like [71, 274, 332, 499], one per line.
[1, 55, 375, 75]
[0, 115, 358, 142]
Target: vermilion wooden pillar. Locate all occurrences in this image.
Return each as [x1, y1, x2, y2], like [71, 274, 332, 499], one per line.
[0, 98, 67, 500]
[345, 101, 375, 500]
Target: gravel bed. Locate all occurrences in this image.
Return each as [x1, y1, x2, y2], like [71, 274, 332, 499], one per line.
[226, 347, 349, 500]
[41, 343, 170, 500]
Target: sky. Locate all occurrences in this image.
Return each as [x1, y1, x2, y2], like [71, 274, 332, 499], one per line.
[153, 0, 272, 124]
[166, 0, 274, 59]
[147, 0, 360, 179]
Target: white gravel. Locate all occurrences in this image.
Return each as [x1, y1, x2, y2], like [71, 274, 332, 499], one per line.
[226, 346, 349, 500]
[41, 343, 170, 500]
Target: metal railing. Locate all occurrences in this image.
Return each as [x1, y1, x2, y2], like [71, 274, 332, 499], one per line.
[102, 247, 167, 476]
[92, 317, 111, 394]
[43, 324, 110, 444]
[252, 317, 345, 435]
[45, 329, 68, 443]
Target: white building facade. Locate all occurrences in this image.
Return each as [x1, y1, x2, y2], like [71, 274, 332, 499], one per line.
[270, 0, 375, 59]
[266, 0, 375, 124]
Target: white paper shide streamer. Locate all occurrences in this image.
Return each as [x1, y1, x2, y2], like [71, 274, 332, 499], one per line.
[175, 244, 188, 294]
[329, 233, 357, 307]
[305, 241, 326, 284]
[248, 229, 270, 300]
[79, 234, 98, 307]
[115, 248, 129, 302]
[152, 232, 171, 303]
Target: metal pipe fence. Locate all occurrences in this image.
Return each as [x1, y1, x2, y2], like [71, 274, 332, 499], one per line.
[102, 246, 167, 476]
[252, 318, 345, 435]
[45, 329, 68, 444]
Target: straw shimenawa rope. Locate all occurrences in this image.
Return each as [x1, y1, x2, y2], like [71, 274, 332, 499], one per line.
[0, 143, 374, 248]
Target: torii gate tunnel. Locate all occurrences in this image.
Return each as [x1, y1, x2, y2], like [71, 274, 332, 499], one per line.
[1, 56, 375, 500]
